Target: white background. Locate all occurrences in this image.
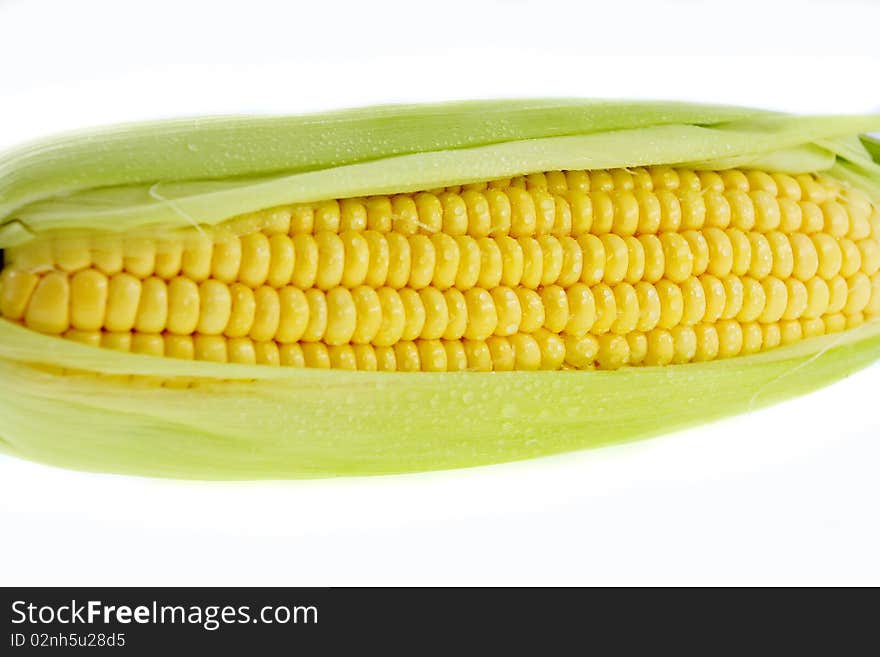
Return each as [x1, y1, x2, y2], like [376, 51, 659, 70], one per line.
[0, 0, 878, 586]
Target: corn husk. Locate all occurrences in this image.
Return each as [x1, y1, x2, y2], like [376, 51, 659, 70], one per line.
[1, 99, 879, 479]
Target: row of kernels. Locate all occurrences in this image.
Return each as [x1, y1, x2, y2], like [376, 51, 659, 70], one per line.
[265, 182, 870, 239]
[172, 228, 876, 294]
[428, 180, 869, 238]
[579, 317, 835, 370]
[359, 188, 717, 237]
[286, 334, 568, 372]
[6, 261, 876, 344]
[353, 188, 574, 237]
[14, 223, 876, 302]
[63, 329, 286, 367]
[288, 312, 868, 371]
[536, 273, 869, 339]
[459, 169, 844, 200]
[699, 230, 878, 281]
[61, 306, 869, 372]
[57, 330, 561, 372]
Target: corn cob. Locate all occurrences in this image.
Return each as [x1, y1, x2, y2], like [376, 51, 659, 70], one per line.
[2, 167, 878, 372]
[1, 100, 879, 479]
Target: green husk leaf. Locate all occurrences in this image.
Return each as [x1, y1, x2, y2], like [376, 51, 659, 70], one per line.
[1, 99, 880, 479]
[1, 317, 879, 479]
[4, 112, 880, 244]
[0, 99, 766, 228]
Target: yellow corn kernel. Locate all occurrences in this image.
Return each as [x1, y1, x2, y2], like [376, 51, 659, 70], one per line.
[597, 334, 630, 370]
[371, 288, 403, 347]
[181, 234, 213, 282]
[778, 198, 803, 233]
[477, 237, 503, 289]
[123, 238, 156, 278]
[758, 277, 787, 323]
[490, 286, 521, 337]
[593, 284, 621, 334]
[639, 235, 664, 283]
[228, 337, 256, 364]
[839, 239, 862, 278]
[461, 288, 496, 340]
[623, 236, 646, 284]
[224, 283, 255, 338]
[716, 320, 743, 359]
[256, 339, 281, 366]
[657, 190, 682, 232]
[782, 279, 808, 321]
[431, 233, 460, 290]
[196, 280, 231, 336]
[292, 234, 319, 288]
[538, 285, 569, 335]
[634, 282, 661, 332]
[578, 234, 605, 285]
[693, 324, 720, 362]
[790, 234, 819, 281]
[564, 334, 599, 369]
[91, 237, 124, 276]
[134, 277, 169, 334]
[564, 283, 596, 336]
[442, 288, 468, 340]
[845, 273, 872, 315]
[351, 286, 383, 344]
[195, 334, 229, 363]
[132, 333, 165, 356]
[727, 229, 752, 277]
[314, 232, 344, 290]
[515, 288, 544, 333]
[328, 344, 357, 370]
[155, 239, 183, 281]
[804, 278, 831, 319]
[101, 331, 132, 352]
[699, 275, 726, 324]
[589, 190, 614, 234]
[644, 329, 675, 366]
[627, 332, 648, 365]
[539, 236, 564, 285]
[267, 234, 295, 288]
[611, 283, 639, 335]
[0, 268, 39, 320]
[250, 286, 281, 342]
[680, 278, 707, 326]
[747, 233, 772, 279]
[54, 237, 91, 273]
[858, 238, 880, 275]
[828, 277, 849, 314]
[105, 273, 141, 332]
[635, 188, 661, 233]
[720, 276, 744, 320]
[398, 289, 425, 341]
[301, 342, 330, 368]
[167, 277, 200, 335]
[352, 343, 378, 371]
[596, 234, 625, 285]
[655, 281, 684, 329]
[24, 271, 70, 334]
[314, 200, 341, 232]
[279, 343, 305, 367]
[68, 269, 108, 331]
[670, 326, 697, 364]
[704, 228, 733, 277]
